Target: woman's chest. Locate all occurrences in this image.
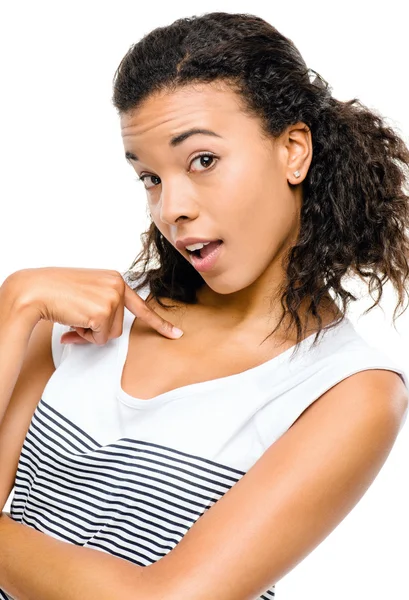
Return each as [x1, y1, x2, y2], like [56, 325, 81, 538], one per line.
[120, 311, 292, 401]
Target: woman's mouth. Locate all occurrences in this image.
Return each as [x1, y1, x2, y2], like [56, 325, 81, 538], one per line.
[187, 240, 224, 272]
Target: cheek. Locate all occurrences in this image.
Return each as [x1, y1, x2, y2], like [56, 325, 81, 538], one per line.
[224, 168, 279, 227]
[229, 174, 298, 251]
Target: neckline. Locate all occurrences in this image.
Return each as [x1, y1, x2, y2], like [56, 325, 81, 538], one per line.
[115, 307, 348, 410]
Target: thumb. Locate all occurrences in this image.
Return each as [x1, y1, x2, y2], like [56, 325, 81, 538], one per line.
[60, 330, 91, 345]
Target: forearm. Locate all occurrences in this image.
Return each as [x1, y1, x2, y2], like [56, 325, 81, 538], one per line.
[0, 273, 40, 425]
[0, 513, 163, 600]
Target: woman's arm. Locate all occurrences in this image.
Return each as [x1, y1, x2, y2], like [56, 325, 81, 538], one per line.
[0, 512, 162, 600]
[0, 316, 55, 512]
[0, 275, 43, 427]
[0, 273, 56, 512]
[0, 370, 407, 600]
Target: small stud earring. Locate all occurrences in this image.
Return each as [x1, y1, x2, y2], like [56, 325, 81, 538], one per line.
[293, 170, 301, 178]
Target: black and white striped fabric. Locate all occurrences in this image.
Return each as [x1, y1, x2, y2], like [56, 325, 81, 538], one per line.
[1, 280, 407, 599]
[2, 399, 275, 599]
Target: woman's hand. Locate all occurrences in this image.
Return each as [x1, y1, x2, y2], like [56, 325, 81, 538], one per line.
[6, 267, 184, 345]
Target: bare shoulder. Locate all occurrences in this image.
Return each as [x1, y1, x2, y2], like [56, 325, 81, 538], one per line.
[145, 367, 408, 600]
[295, 368, 408, 431]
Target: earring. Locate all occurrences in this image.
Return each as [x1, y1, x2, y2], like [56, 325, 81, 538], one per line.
[293, 170, 301, 178]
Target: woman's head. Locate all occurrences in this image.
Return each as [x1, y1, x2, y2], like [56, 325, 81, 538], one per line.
[112, 11, 409, 356]
[120, 81, 311, 299]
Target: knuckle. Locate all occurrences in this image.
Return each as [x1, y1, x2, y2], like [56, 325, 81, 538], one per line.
[161, 319, 173, 332]
[110, 270, 124, 283]
[108, 289, 122, 306]
[114, 276, 126, 291]
[88, 311, 110, 330]
[103, 307, 114, 320]
[143, 306, 172, 332]
[87, 318, 98, 330]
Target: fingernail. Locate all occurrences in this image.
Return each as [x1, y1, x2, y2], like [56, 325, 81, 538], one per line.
[172, 327, 184, 338]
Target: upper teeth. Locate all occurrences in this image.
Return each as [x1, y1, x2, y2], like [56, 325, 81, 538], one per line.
[186, 241, 211, 251]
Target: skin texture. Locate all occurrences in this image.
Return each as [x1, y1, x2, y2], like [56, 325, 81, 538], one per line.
[121, 82, 328, 333]
[0, 82, 407, 600]
[119, 81, 341, 401]
[0, 369, 407, 600]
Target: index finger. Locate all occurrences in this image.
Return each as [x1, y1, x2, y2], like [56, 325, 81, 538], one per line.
[124, 283, 184, 339]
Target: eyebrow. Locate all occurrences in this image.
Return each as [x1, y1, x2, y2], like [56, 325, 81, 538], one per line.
[125, 128, 223, 162]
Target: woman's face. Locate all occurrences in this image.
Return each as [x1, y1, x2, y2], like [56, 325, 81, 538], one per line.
[121, 82, 312, 311]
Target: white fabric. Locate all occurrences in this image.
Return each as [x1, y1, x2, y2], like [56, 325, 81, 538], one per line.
[2, 280, 407, 600]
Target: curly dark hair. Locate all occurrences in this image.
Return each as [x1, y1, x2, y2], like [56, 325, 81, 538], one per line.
[112, 11, 409, 360]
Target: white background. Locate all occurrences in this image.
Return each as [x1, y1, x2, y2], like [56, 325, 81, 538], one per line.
[1, 1, 408, 598]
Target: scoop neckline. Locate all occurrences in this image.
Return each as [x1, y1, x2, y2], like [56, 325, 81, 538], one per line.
[115, 308, 348, 410]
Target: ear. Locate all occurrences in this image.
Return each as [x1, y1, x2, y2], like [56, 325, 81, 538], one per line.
[283, 121, 313, 185]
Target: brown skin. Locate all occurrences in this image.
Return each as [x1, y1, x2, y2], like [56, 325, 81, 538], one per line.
[120, 82, 340, 398]
[0, 88, 405, 600]
[121, 82, 307, 322]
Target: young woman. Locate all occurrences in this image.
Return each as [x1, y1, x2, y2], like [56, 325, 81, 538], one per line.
[0, 11, 408, 600]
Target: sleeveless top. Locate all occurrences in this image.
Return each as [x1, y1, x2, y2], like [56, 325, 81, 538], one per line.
[1, 281, 407, 600]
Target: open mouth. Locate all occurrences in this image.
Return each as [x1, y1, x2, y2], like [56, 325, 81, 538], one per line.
[186, 240, 223, 259]
[186, 248, 201, 257]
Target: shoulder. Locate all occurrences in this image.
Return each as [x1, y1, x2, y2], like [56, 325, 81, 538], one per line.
[146, 367, 408, 600]
[291, 368, 408, 435]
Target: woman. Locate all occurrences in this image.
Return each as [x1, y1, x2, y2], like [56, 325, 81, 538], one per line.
[0, 11, 408, 600]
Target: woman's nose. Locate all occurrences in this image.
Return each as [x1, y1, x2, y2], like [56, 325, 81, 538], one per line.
[159, 183, 199, 225]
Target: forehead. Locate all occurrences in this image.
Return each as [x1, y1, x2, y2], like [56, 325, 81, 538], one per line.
[120, 82, 248, 138]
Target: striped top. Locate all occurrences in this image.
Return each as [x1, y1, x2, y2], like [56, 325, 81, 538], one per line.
[1, 281, 407, 600]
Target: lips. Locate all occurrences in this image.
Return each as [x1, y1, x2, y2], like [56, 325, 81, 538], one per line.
[188, 239, 222, 257]
[175, 237, 222, 251]
[188, 240, 224, 272]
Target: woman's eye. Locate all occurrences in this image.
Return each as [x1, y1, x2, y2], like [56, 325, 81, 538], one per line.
[190, 153, 217, 172]
[137, 153, 218, 190]
[137, 174, 161, 190]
